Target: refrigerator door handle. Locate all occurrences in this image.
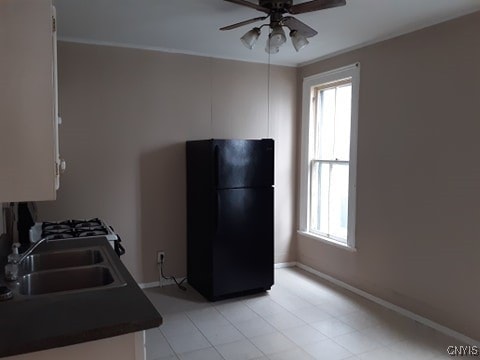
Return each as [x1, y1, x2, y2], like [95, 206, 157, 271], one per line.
[214, 145, 219, 188]
[213, 192, 219, 235]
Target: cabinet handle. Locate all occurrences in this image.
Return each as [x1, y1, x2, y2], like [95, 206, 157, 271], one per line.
[59, 158, 66, 174]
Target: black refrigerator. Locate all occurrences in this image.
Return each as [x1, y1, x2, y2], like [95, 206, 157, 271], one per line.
[186, 139, 274, 301]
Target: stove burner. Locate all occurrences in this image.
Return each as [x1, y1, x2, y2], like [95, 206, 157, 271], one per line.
[74, 224, 104, 230]
[41, 230, 77, 239]
[42, 224, 71, 232]
[44, 233, 76, 240]
[71, 218, 102, 227]
[74, 221, 102, 228]
[77, 230, 108, 237]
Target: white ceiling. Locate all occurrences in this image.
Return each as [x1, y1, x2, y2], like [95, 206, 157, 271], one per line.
[53, 0, 480, 67]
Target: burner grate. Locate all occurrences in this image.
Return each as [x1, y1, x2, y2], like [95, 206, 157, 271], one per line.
[41, 218, 108, 240]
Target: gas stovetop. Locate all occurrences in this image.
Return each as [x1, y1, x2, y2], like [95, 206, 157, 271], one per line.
[30, 218, 119, 242]
[29, 218, 125, 257]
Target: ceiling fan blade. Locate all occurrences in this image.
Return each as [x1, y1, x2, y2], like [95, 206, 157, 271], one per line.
[220, 16, 268, 31]
[288, 0, 346, 15]
[282, 16, 318, 37]
[223, 0, 270, 14]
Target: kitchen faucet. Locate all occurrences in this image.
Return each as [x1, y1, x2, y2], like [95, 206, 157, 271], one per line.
[4, 238, 48, 281]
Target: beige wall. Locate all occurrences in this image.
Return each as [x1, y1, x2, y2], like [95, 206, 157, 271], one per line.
[297, 11, 480, 340]
[38, 42, 297, 284]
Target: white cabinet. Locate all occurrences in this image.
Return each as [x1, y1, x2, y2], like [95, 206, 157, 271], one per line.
[0, 0, 60, 202]
[4, 332, 145, 360]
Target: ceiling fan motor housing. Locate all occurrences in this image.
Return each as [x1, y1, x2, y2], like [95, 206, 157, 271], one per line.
[259, 0, 293, 12]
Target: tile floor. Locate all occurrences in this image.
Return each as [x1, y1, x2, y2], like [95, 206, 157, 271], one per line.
[143, 267, 465, 360]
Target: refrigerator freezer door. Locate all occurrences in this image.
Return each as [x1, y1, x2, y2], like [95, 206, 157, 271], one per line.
[213, 187, 274, 298]
[214, 139, 274, 189]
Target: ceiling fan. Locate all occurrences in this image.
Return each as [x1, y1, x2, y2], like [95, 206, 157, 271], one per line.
[220, 0, 347, 53]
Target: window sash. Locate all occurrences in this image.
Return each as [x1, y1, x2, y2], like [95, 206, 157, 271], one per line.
[309, 160, 349, 243]
[312, 77, 352, 93]
[313, 82, 352, 162]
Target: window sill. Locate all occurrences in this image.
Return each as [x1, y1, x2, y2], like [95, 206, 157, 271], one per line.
[297, 230, 357, 252]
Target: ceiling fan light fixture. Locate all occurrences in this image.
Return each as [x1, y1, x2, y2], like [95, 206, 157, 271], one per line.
[290, 30, 309, 52]
[240, 27, 261, 50]
[265, 44, 280, 54]
[268, 25, 287, 48]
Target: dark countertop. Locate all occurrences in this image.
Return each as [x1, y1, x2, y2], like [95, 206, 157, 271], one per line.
[0, 235, 162, 358]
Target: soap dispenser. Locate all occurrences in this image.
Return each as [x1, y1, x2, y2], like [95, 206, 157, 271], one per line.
[7, 242, 21, 263]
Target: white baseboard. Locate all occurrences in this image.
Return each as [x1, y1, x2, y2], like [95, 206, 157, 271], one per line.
[274, 262, 297, 269]
[138, 277, 187, 289]
[296, 262, 480, 346]
[140, 264, 295, 288]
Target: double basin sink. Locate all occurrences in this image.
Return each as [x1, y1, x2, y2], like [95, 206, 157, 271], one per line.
[12, 245, 126, 297]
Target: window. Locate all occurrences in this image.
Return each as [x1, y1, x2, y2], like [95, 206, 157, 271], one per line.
[299, 64, 359, 249]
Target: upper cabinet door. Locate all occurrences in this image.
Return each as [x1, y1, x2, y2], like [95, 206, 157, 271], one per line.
[0, 0, 58, 202]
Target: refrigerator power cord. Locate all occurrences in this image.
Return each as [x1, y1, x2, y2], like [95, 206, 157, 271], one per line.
[157, 262, 187, 291]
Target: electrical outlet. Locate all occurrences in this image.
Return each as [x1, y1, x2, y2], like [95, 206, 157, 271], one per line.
[157, 251, 165, 264]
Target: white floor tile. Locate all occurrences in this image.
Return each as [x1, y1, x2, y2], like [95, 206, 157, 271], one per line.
[145, 328, 175, 360]
[267, 347, 315, 360]
[310, 318, 357, 338]
[160, 313, 198, 338]
[186, 306, 226, 325]
[359, 324, 408, 346]
[215, 339, 264, 360]
[245, 297, 287, 317]
[321, 299, 365, 317]
[356, 347, 405, 360]
[164, 330, 211, 354]
[389, 338, 440, 360]
[144, 285, 210, 314]
[281, 325, 327, 346]
[290, 306, 333, 323]
[155, 356, 179, 360]
[303, 339, 354, 360]
[269, 292, 313, 311]
[178, 347, 224, 360]
[234, 317, 277, 338]
[249, 331, 297, 355]
[332, 331, 382, 355]
[262, 310, 306, 330]
[338, 311, 380, 331]
[200, 323, 245, 346]
[216, 302, 261, 324]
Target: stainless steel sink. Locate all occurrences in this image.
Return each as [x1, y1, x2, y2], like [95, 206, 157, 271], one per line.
[19, 266, 116, 295]
[20, 249, 103, 273]
[6, 245, 126, 298]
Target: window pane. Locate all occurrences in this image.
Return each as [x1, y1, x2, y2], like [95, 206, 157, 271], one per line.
[334, 84, 352, 161]
[310, 161, 320, 231]
[329, 163, 349, 240]
[310, 162, 349, 242]
[310, 162, 330, 234]
[316, 88, 336, 159]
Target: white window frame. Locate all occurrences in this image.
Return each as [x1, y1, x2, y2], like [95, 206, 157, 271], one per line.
[298, 63, 360, 250]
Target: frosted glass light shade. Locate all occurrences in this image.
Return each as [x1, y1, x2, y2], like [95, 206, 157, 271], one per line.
[265, 44, 279, 54]
[291, 30, 309, 52]
[268, 25, 286, 48]
[241, 28, 261, 50]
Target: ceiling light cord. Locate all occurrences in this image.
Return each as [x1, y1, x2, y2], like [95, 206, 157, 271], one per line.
[267, 29, 271, 138]
[210, 57, 214, 137]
